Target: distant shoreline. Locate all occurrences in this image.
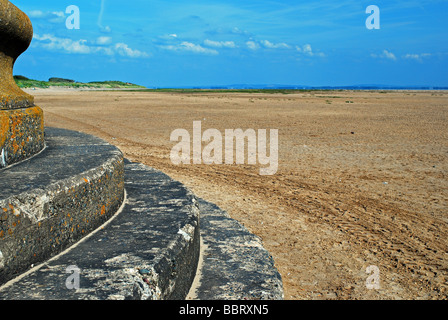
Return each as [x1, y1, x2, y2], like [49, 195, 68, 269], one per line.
[23, 87, 448, 95]
[22, 86, 149, 93]
[15, 76, 448, 93]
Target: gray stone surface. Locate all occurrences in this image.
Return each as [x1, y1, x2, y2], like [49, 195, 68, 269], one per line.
[0, 160, 200, 300]
[0, 106, 45, 169]
[190, 199, 284, 300]
[0, 127, 122, 198]
[0, 127, 124, 284]
[0, 158, 283, 300]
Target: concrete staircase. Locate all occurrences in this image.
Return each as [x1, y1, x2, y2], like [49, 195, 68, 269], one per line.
[0, 127, 283, 300]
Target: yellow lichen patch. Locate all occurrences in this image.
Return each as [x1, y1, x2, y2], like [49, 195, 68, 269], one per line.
[0, 111, 10, 147]
[25, 106, 43, 116]
[101, 205, 106, 216]
[0, 106, 44, 166]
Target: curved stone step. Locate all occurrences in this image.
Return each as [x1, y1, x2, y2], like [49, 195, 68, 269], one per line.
[0, 161, 283, 300]
[0, 127, 124, 284]
[188, 199, 284, 300]
[0, 160, 201, 300]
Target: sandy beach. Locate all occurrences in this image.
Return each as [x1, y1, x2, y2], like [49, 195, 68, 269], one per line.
[28, 88, 448, 300]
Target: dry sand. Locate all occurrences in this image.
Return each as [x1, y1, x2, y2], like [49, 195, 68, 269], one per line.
[28, 88, 448, 300]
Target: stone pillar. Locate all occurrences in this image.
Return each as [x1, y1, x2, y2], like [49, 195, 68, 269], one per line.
[0, 0, 44, 168]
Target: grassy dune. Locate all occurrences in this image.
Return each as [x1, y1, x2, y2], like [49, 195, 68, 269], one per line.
[14, 76, 146, 89]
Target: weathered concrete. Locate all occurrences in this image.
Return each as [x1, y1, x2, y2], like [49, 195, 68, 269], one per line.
[0, 157, 283, 300]
[0, 127, 124, 285]
[0, 106, 45, 168]
[0, 160, 200, 300]
[189, 199, 284, 300]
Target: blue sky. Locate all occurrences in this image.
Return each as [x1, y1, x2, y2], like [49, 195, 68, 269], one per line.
[12, 0, 448, 87]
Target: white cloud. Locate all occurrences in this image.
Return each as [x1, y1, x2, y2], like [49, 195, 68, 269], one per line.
[371, 50, 397, 61]
[244, 40, 323, 56]
[231, 27, 251, 36]
[246, 40, 292, 51]
[157, 34, 179, 41]
[114, 43, 149, 58]
[33, 34, 91, 54]
[96, 36, 113, 45]
[204, 39, 236, 48]
[403, 54, 419, 60]
[100, 26, 112, 33]
[403, 53, 432, 61]
[246, 41, 260, 50]
[383, 50, 397, 60]
[159, 41, 219, 55]
[32, 34, 149, 58]
[28, 10, 46, 18]
[296, 44, 325, 57]
[300, 44, 312, 54]
[261, 40, 290, 49]
[28, 10, 65, 23]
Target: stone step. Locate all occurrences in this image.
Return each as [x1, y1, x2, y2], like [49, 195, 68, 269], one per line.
[0, 128, 283, 300]
[0, 127, 125, 284]
[0, 160, 201, 300]
[189, 199, 283, 300]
